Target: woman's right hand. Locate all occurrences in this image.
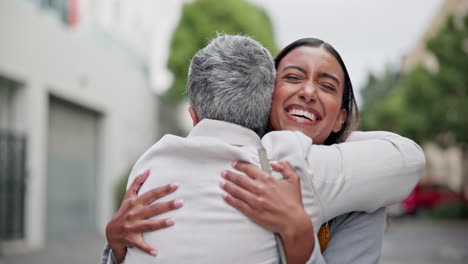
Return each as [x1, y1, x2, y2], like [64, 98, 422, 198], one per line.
[220, 161, 315, 264]
[105, 170, 184, 263]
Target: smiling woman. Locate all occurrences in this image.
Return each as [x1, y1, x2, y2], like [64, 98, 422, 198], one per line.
[270, 38, 358, 145]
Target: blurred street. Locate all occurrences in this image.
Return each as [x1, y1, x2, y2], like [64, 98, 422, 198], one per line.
[3, 234, 106, 264]
[381, 219, 468, 264]
[2, 219, 467, 264]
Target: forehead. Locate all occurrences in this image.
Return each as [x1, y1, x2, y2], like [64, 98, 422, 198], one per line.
[278, 46, 344, 80]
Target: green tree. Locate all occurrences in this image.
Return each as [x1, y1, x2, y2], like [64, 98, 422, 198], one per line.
[359, 68, 401, 131]
[423, 14, 468, 143]
[165, 0, 278, 102]
[360, 14, 468, 144]
[360, 14, 468, 213]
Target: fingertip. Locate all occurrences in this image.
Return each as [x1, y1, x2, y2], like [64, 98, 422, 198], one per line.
[270, 161, 283, 171]
[221, 192, 228, 199]
[165, 217, 175, 226]
[139, 242, 157, 256]
[174, 199, 184, 208]
[219, 180, 226, 188]
[231, 161, 238, 168]
[169, 182, 179, 189]
[136, 169, 150, 183]
[221, 170, 227, 178]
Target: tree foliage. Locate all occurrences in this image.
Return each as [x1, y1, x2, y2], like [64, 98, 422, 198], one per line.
[165, 0, 278, 102]
[359, 68, 402, 131]
[360, 14, 468, 145]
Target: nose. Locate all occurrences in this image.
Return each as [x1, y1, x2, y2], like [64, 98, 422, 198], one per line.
[298, 81, 318, 103]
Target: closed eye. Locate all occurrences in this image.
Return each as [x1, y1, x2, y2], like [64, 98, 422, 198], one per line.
[282, 75, 303, 81]
[321, 84, 336, 92]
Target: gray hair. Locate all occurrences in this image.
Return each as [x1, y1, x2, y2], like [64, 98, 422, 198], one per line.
[187, 34, 276, 137]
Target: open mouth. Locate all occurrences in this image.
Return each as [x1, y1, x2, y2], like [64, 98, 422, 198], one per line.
[284, 104, 322, 124]
[288, 108, 319, 121]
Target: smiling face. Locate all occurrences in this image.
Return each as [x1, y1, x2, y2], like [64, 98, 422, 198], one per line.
[269, 46, 347, 145]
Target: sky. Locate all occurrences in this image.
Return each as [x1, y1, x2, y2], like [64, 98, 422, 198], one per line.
[247, 0, 443, 103]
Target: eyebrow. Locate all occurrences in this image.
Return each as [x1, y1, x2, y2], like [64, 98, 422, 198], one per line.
[281, 65, 307, 74]
[282, 65, 341, 85]
[319, 72, 340, 86]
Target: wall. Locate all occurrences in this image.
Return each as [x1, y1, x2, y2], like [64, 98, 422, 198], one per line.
[0, 0, 159, 251]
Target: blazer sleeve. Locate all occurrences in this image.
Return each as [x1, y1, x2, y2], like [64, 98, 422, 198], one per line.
[306, 131, 426, 222]
[101, 242, 119, 264]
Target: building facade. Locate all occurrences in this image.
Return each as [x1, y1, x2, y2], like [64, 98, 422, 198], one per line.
[0, 0, 183, 253]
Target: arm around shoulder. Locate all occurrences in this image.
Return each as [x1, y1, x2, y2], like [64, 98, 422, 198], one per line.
[346, 130, 426, 198]
[308, 131, 426, 221]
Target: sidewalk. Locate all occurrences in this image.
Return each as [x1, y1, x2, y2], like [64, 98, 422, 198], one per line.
[381, 219, 468, 264]
[3, 235, 106, 264]
[3, 219, 468, 264]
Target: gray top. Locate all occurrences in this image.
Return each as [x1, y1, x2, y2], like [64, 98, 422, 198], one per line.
[309, 207, 387, 264]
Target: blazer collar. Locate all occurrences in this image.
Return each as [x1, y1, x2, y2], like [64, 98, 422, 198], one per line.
[188, 119, 262, 148]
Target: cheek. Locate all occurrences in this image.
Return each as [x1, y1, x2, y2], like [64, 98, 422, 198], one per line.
[270, 84, 286, 117]
[269, 86, 293, 130]
[269, 97, 281, 130]
[323, 97, 343, 123]
[271, 82, 286, 105]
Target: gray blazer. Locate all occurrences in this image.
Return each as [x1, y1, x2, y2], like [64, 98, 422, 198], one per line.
[310, 208, 387, 263]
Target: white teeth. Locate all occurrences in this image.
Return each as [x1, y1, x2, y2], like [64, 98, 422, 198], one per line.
[288, 109, 317, 121]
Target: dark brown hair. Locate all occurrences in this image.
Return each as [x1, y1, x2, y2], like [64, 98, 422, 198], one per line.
[274, 38, 359, 144]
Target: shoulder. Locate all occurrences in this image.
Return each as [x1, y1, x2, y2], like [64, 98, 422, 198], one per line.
[262, 130, 312, 156]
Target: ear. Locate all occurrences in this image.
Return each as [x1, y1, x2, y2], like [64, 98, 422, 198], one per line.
[188, 106, 199, 126]
[332, 109, 347, 133]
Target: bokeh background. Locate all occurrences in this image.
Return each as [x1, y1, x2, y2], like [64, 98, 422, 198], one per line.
[0, 0, 467, 263]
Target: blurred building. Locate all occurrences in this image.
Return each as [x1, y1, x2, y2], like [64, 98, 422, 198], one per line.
[0, 0, 185, 253]
[401, 0, 468, 193]
[402, 0, 468, 73]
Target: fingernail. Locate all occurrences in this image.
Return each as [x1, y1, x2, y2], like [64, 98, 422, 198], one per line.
[170, 182, 179, 189]
[232, 161, 238, 167]
[174, 199, 184, 207]
[165, 217, 175, 226]
[150, 249, 157, 256]
[270, 161, 282, 170]
[137, 168, 149, 176]
[221, 170, 227, 178]
[222, 192, 228, 199]
[219, 180, 226, 188]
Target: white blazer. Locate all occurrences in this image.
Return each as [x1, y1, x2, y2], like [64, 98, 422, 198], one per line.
[123, 119, 425, 264]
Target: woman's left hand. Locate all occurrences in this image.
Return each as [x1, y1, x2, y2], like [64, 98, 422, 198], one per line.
[220, 161, 311, 237]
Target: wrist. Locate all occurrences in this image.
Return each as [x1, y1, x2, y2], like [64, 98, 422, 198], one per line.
[112, 247, 127, 264]
[280, 211, 315, 264]
[280, 209, 313, 240]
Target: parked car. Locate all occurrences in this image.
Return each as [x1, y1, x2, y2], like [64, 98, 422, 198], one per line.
[388, 183, 463, 216]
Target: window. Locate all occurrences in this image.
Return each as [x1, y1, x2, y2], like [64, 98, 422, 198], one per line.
[0, 76, 26, 240]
